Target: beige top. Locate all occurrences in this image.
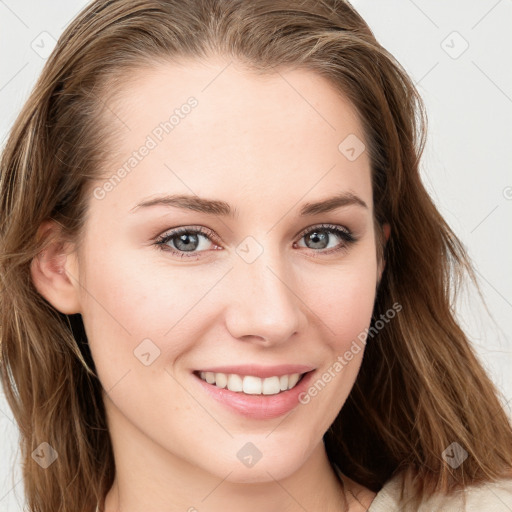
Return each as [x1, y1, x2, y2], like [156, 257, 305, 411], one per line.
[333, 464, 512, 511]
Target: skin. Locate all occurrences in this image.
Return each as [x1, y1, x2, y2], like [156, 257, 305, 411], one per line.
[32, 57, 389, 511]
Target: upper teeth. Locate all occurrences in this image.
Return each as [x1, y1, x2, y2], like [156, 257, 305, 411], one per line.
[198, 371, 303, 395]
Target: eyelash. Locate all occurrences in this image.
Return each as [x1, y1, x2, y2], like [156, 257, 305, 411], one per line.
[154, 223, 357, 259]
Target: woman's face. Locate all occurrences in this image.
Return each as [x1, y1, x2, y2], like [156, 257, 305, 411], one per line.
[68, 57, 382, 483]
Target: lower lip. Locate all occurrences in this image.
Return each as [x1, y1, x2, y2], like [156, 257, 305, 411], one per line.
[193, 370, 315, 420]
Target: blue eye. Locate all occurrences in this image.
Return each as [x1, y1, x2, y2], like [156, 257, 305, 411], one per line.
[155, 226, 217, 258]
[154, 223, 356, 259]
[295, 224, 356, 254]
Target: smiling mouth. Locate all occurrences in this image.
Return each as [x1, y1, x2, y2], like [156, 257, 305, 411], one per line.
[193, 370, 309, 395]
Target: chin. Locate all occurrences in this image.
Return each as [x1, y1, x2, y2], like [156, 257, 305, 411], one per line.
[196, 439, 312, 484]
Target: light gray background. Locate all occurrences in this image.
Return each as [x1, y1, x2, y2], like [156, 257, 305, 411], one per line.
[1, 1, 511, 510]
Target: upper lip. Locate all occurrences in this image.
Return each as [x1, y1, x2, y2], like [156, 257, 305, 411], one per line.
[194, 364, 315, 379]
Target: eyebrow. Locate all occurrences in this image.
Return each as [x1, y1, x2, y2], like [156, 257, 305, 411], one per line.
[129, 192, 368, 217]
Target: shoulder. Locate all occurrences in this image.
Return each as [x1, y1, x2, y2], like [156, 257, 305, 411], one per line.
[368, 471, 512, 511]
[454, 477, 512, 511]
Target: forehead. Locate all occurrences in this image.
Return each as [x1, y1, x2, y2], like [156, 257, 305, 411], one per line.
[93, 57, 372, 215]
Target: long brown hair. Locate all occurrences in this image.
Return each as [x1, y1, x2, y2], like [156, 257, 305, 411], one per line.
[1, 1, 511, 510]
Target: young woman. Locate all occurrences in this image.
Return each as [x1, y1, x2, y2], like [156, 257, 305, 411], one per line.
[1, 1, 511, 511]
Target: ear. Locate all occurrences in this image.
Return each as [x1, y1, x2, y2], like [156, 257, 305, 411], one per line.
[377, 222, 391, 283]
[30, 220, 82, 314]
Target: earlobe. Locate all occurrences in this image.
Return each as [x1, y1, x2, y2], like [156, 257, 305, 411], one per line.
[30, 221, 81, 315]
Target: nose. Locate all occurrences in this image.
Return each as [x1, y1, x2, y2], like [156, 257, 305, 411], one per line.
[223, 245, 307, 346]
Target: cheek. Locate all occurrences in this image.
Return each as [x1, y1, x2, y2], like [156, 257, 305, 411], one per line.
[326, 276, 376, 347]
[311, 254, 378, 350]
[289, 259, 378, 438]
[76, 246, 210, 383]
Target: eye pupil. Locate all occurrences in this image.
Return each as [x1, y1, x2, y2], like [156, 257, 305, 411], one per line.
[175, 233, 199, 251]
[307, 230, 328, 249]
